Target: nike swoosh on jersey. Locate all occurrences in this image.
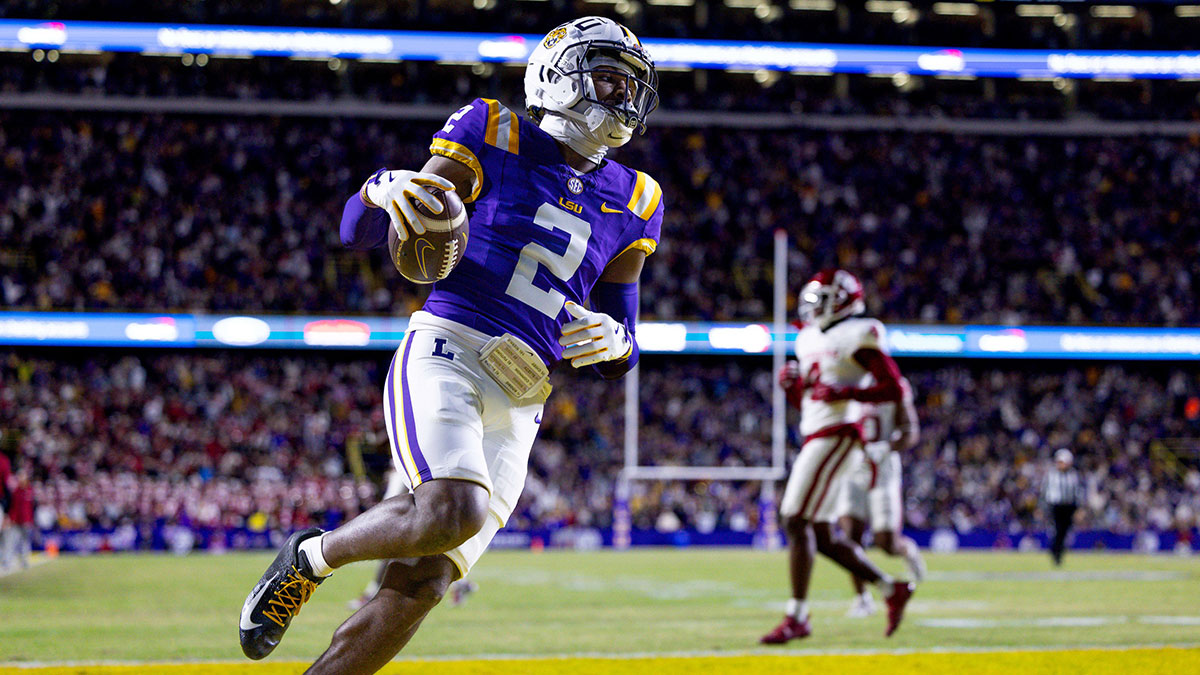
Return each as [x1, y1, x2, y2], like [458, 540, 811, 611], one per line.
[240, 573, 277, 630]
[600, 202, 623, 214]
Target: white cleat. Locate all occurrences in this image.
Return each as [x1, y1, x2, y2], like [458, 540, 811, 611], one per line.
[846, 594, 877, 618]
[906, 549, 927, 585]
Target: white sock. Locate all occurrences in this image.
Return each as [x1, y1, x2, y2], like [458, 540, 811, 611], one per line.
[858, 590, 873, 603]
[299, 533, 334, 578]
[786, 598, 809, 621]
[874, 574, 895, 595]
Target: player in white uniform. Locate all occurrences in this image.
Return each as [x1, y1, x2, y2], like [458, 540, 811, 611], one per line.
[836, 377, 926, 618]
[761, 269, 915, 644]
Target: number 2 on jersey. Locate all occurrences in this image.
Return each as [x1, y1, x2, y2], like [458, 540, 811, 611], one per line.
[505, 202, 592, 318]
[441, 104, 473, 134]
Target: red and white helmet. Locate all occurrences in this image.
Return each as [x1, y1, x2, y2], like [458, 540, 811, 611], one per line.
[798, 269, 865, 329]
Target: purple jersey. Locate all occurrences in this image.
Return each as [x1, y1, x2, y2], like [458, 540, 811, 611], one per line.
[423, 98, 663, 365]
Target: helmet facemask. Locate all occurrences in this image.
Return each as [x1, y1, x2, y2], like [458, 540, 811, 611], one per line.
[566, 45, 659, 141]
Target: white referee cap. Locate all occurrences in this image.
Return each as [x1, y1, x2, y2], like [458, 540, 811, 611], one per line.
[1054, 448, 1074, 464]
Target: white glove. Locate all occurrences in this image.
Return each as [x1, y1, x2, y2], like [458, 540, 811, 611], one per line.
[558, 301, 633, 368]
[361, 169, 456, 242]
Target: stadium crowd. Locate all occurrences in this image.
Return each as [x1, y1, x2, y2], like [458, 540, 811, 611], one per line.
[3, 112, 1199, 326]
[4, 352, 1197, 554]
[5, 54, 1200, 122]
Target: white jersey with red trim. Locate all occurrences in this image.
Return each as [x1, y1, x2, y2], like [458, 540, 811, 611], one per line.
[860, 377, 914, 460]
[794, 317, 887, 438]
[860, 399, 898, 463]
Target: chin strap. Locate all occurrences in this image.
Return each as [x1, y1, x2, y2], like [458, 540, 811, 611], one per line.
[539, 113, 609, 164]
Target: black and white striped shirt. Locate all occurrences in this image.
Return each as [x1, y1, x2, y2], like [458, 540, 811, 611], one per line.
[1043, 468, 1084, 506]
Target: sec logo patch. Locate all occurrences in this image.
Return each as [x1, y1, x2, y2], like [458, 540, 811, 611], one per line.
[567, 176, 584, 195]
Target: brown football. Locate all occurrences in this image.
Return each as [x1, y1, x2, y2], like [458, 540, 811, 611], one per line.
[387, 187, 469, 284]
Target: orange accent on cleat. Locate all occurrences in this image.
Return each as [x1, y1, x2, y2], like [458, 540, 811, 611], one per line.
[760, 615, 812, 644]
[884, 581, 915, 637]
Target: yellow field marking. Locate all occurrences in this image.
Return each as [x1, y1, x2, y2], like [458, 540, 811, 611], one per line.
[2, 647, 1196, 675]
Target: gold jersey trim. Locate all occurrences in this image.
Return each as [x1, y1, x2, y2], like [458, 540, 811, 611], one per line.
[429, 138, 483, 203]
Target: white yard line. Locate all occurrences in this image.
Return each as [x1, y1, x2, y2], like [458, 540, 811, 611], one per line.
[925, 570, 1188, 582]
[920, 615, 1200, 629]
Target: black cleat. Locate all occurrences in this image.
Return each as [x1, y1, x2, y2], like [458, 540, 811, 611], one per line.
[239, 527, 327, 660]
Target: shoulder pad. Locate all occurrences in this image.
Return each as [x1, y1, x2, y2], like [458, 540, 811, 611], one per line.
[626, 171, 662, 221]
[480, 98, 520, 155]
[856, 318, 887, 352]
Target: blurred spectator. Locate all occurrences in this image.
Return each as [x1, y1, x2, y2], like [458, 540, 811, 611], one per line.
[1, 463, 33, 569]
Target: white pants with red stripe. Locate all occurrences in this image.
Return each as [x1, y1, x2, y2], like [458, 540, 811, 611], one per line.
[836, 448, 903, 532]
[382, 311, 544, 577]
[780, 427, 862, 522]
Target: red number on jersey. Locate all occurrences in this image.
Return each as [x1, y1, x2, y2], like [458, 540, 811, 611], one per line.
[803, 362, 822, 389]
[860, 413, 882, 443]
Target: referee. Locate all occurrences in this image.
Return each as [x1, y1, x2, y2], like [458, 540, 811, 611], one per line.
[1042, 448, 1085, 566]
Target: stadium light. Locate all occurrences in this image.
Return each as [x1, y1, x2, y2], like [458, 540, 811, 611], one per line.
[10, 20, 1200, 80]
[932, 3, 979, 16]
[647, 0, 695, 5]
[789, 0, 835, 10]
[1016, 4, 1062, 17]
[758, 4, 784, 20]
[754, 68, 782, 85]
[1175, 6, 1200, 17]
[866, 0, 910, 12]
[1090, 6, 1136, 19]
[724, 0, 761, 7]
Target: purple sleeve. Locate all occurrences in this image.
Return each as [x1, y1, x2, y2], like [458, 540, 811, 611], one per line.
[340, 191, 390, 250]
[589, 281, 640, 380]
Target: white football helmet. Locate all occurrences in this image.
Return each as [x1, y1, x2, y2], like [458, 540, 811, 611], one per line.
[525, 17, 659, 151]
[798, 269, 866, 329]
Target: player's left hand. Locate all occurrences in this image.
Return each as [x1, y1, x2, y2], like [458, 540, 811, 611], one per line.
[559, 302, 633, 368]
[810, 382, 852, 402]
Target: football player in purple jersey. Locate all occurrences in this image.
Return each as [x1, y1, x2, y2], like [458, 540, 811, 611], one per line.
[239, 17, 662, 673]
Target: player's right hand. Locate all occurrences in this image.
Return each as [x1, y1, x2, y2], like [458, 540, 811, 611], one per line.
[361, 169, 456, 242]
[778, 361, 801, 389]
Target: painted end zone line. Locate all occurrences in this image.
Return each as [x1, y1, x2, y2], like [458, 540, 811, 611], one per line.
[4, 643, 1199, 669]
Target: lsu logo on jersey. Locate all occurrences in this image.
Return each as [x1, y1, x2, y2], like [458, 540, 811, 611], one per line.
[543, 27, 567, 48]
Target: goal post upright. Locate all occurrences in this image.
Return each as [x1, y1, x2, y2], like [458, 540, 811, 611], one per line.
[613, 231, 789, 551]
[758, 228, 789, 551]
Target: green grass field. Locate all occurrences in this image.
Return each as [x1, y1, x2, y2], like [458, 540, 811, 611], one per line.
[1, 549, 1198, 672]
